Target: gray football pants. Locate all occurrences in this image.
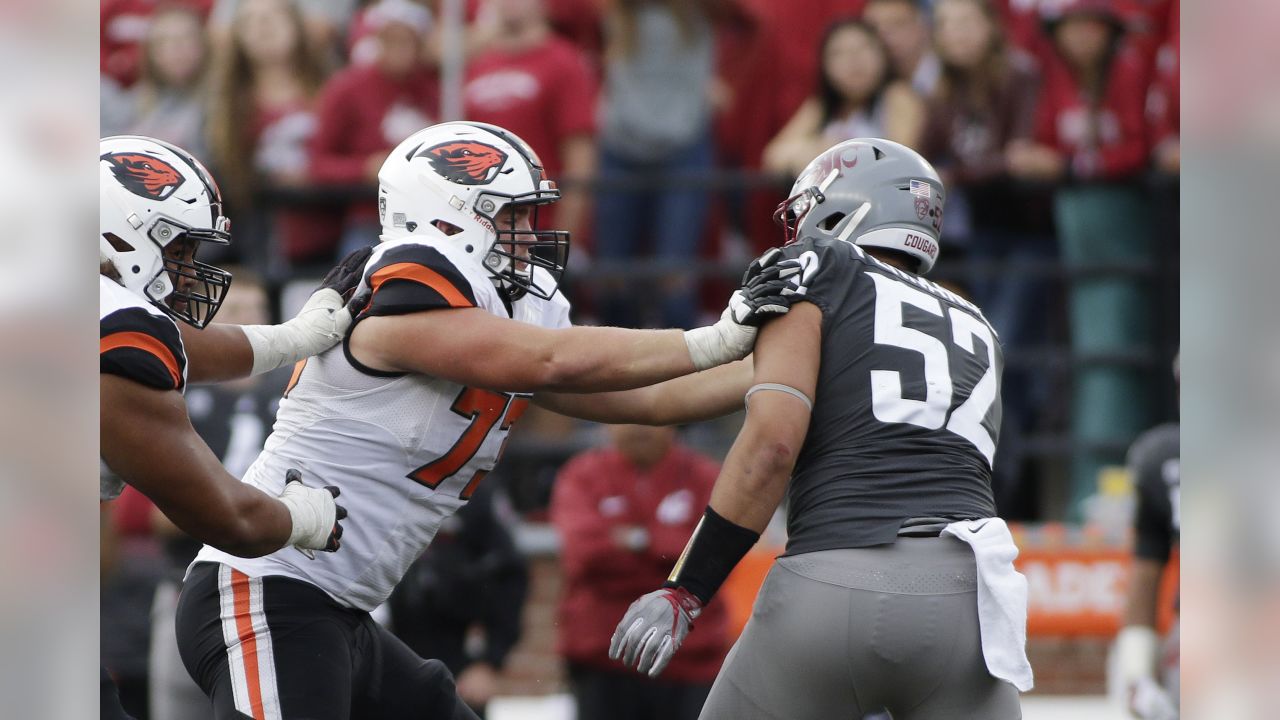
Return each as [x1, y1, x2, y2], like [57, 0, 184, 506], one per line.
[699, 537, 1022, 720]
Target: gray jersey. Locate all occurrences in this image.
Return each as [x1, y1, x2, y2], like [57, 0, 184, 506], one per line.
[778, 236, 1003, 555]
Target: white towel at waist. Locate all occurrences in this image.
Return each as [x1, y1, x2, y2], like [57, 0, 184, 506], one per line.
[942, 517, 1035, 692]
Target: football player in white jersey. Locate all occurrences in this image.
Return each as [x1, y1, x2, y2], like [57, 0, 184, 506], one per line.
[100, 136, 360, 556]
[174, 121, 799, 720]
[100, 136, 370, 719]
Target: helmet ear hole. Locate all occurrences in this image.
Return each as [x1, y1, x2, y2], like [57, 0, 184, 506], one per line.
[431, 219, 464, 236]
[103, 232, 134, 253]
[817, 212, 846, 232]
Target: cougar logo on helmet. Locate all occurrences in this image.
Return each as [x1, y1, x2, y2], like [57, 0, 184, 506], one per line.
[419, 141, 508, 186]
[101, 152, 185, 201]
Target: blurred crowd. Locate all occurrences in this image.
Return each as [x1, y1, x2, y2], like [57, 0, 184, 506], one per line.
[100, 0, 1180, 716]
[100, 0, 1180, 520]
[101, 0, 1178, 622]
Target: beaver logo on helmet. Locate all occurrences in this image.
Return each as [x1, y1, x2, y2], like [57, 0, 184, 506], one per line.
[419, 141, 508, 185]
[101, 152, 185, 201]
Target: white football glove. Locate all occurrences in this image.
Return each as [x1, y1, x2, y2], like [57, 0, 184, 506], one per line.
[276, 469, 346, 558]
[682, 248, 807, 370]
[241, 245, 372, 376]
[1109, 625, 1177, 719]
[682, 298, 758, 371]
[1130, 676, 1178, 720]
[242, 289, 351, 376]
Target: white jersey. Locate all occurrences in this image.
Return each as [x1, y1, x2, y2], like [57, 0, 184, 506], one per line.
[100, 275, 188, 500]
[194, 237, 572, 610]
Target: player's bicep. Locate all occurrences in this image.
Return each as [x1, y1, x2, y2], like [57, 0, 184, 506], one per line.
[751, 301, 821, 416]
[350, 308, 557, 391]
[100, 374, 236, 515]
[179, 323, 253, 383]
[738, 301, 822, 469]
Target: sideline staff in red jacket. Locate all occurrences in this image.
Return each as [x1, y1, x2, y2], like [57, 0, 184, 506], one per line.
[552, 425, 730, 720]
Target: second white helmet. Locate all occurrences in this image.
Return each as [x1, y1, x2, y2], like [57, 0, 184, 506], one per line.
[377, 121, 569, 301]
[100, 135, 233, 327]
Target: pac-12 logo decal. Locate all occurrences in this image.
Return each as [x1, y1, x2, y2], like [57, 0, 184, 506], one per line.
[418, 141, 508, 185]
[101, 152, 185, 201]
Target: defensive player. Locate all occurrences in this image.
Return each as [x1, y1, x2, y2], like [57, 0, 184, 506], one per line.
[1109, 360, 1180, 720]
[611, 139, 1034, 719]
[174, 121, 800, 720]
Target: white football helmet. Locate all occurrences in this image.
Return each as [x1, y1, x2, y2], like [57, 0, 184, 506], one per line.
[100, 136, 233, 327]
[776, 138, 945, 274]
[377, 121, 569, 301]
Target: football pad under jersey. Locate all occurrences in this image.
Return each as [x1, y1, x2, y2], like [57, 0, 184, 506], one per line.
[194, 237, 572, 610]
[776, 236, 1004, 555]
[100, 275, 189, 500]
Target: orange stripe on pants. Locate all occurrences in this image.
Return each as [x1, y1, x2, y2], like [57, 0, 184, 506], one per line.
[231, 569, 267, 720]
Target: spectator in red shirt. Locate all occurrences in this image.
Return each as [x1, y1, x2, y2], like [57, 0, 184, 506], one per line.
[1146, 0, 1177, 174]
[310, 0, 439, 255]
[463, 0, 598, 243]
[552, 425, 730, 720]
[1007, 0, 1150, 182]
[1010, 0, 1159, 514]
[206, 0, 336, 267]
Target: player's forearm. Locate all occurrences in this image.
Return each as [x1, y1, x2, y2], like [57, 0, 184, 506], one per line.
[642, 360, 753, 425]
[535, 359, 752, 425]
[708, 431, 797, 533]
[179, 323, 254, 383]
[544, 326, 696, 392]
[1123, 558, 1164, 628]
[170, 482, 293, 558]
[707, 392, 810, 532]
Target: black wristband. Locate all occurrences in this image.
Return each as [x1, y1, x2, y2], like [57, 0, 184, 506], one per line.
[663, 506, 760, 605]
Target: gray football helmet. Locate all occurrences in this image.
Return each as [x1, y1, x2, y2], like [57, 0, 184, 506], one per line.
[774, 138, 945, 274]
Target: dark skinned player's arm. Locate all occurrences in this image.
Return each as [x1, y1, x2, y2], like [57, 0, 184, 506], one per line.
[101, 373, 292, 557]
[707, 302, 822, 532]
[179, 323, 254, 383]
[1123, 557, 1164, 628]
[179, 245, 374, 383]
[349, 307, 701, 393]
[533, 359, 754, 425]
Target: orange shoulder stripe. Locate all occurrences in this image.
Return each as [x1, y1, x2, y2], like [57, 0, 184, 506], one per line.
[368, 262, 475, 309]
[100, 331, 182, 388]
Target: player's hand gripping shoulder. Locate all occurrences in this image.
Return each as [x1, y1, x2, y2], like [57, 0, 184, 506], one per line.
[683, 248, 808, 370]
[241, 245, 374, 376]
[609, 586, 703, 677]
[276, 469, 349, 558]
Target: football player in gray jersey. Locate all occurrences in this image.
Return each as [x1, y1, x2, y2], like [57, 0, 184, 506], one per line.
[612, 139, 1032, 719]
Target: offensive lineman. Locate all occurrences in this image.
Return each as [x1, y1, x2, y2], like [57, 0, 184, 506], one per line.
[100, 136, 354, 556]
[100, 136, 360, 718]
[173, 121, 801, 720]
[611, 139, 1034, 719]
